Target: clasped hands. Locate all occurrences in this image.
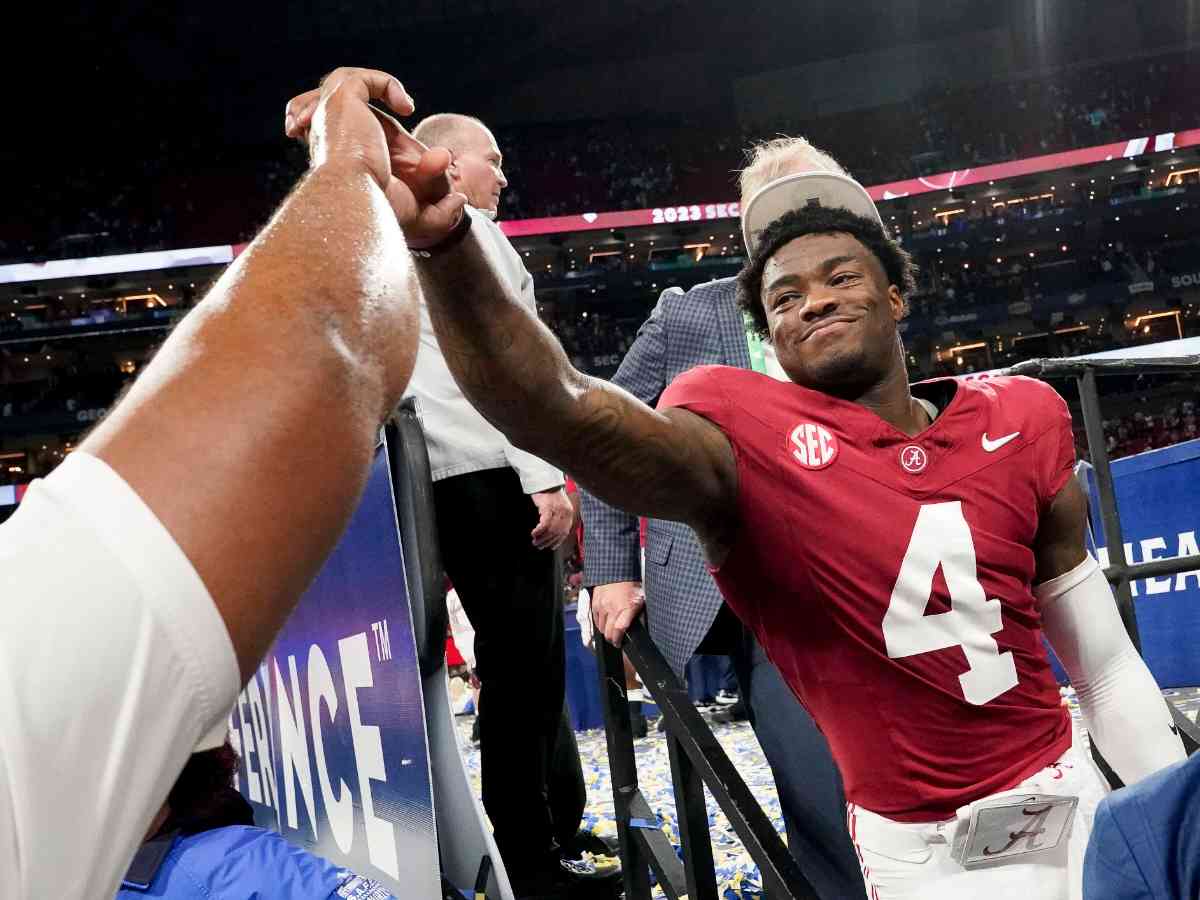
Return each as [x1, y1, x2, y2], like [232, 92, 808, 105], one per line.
[283, 67, 465, 249]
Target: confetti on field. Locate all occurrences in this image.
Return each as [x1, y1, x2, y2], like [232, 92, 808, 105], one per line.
[456, 687, 1200, 898]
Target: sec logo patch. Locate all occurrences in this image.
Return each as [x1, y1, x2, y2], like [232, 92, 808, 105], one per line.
[789, 422, 838, 470]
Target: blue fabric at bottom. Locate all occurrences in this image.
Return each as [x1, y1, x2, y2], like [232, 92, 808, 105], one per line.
[116, 825, 398, 900]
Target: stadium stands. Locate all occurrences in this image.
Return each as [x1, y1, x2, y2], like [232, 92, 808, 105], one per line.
[3, 51, 1200, 264]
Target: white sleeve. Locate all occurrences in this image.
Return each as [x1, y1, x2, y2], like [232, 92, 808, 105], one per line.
[485, 212, 565, 494]
[1036, 554, 1186, 785]
[0, 452, 239, 899]
[445, 588, 477, 672]
[576, 588, 594, 649]
[502, 440, 564, 495]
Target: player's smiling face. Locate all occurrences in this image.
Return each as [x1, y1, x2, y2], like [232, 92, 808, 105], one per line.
[760, 232, 905, 393]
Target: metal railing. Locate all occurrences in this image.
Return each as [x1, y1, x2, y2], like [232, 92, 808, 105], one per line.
[1007, 355, 1200, 758]
[596, 628, 816, 900]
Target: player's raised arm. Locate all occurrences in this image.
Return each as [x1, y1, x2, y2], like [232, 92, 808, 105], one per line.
[85, 67, 465, 681]
[411, 228, 738, 552]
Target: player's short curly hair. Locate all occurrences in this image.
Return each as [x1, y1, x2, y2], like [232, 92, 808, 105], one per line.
[737, 206, 918, 339]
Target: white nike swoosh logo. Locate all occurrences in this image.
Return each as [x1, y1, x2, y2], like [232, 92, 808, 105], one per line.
[981, 431, 1020, 452]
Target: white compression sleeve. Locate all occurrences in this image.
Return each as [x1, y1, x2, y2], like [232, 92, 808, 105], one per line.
[1036, 555, 1186, 786]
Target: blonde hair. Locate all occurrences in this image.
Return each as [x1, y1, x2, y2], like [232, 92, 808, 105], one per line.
[738, 136, 849, 203]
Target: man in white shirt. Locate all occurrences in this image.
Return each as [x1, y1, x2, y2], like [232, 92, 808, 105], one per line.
[0, 67, 474, 899]
[401, 113, 585, 897]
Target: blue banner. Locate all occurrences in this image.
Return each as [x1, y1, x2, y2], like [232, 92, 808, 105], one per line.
[227, 441, 439, 897]
[1085, 438, 1200, 688]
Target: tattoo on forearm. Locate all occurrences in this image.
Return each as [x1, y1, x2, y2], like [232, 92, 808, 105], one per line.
[416, 234, 734, 528]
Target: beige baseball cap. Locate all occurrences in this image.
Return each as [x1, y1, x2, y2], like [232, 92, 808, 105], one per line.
[741, 171, 884, 258]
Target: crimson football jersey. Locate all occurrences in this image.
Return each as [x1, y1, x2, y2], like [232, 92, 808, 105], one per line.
[659, 367, 1075, 822]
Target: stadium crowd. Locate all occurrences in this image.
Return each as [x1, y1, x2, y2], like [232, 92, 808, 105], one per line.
[2, 52, 1200, 264]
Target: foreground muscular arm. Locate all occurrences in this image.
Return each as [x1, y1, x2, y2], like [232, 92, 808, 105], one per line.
[1034, 477, 1186, 784]
[412, 233, 738, 568]
[84, 68, 464, 681]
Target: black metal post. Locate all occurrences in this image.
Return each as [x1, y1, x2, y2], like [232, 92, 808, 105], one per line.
[666, 735, 719, 900]
[622, 624, 817, 900]
[1076, 368, 1142, 652]
[627, 791, 689, 900]
[596, 635, 652, 900]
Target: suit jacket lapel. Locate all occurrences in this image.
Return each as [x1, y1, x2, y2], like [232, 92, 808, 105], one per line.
[713, 283, 752, 370]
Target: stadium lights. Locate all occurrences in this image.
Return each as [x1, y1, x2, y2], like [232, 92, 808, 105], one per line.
[946, 341, 986, 354]
[1130, 310, 1183, 337]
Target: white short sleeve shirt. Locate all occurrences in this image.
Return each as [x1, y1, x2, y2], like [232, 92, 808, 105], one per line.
[0, 452, 239, 899]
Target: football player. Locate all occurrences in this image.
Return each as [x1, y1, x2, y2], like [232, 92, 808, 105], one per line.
[394, 162, 1187, 898]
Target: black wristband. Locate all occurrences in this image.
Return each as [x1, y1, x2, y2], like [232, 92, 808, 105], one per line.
[411, 211, 472, 259]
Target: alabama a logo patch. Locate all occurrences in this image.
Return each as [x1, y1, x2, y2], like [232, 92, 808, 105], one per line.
[899, 444, 928, 474]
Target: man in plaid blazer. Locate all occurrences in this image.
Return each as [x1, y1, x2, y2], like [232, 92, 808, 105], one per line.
[580, 281, 865, 899]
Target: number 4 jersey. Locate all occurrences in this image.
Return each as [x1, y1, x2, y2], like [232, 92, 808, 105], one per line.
[658, 367, 1076, 823]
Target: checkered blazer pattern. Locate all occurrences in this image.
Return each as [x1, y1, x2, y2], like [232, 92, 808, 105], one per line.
[580, 277, 752, 678]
